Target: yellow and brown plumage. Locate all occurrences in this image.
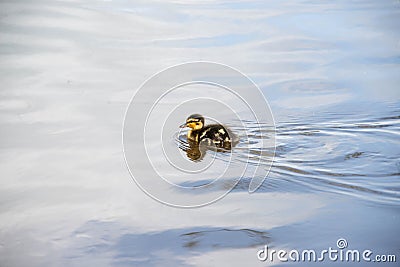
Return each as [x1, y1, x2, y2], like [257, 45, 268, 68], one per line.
[179, 114, 236, 149]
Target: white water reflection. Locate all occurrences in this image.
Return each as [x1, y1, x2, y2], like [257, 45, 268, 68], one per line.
[0, 0, 399, 266]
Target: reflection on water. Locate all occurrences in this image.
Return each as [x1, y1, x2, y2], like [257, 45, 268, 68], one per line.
[68, 221, 270, 267]
[181, 139, 208, 162]
[176, 135, 234, 162]
[1, 0, 400, 266]
[177, 106, 399, 205]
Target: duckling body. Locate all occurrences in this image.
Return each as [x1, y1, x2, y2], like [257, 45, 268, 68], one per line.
[188, 124, 230, 143]
[180, 114, 236, 148]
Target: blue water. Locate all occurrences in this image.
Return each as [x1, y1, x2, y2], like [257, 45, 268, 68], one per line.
[0, 0, 399, 266]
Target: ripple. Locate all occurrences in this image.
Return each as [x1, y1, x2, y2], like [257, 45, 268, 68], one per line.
[173, 103, 400, 205]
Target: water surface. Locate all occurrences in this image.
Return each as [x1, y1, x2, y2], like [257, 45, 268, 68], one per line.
[0, 0, 399, 266]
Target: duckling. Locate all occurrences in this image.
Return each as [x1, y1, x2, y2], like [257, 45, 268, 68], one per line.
[179, 114, 236, 149]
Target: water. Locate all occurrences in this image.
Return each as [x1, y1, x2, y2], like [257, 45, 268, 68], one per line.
[176, 105, 400, 205]
[0, 0, 399, 266]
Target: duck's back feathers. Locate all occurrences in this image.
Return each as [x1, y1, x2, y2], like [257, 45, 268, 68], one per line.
[189, 124, 238, 148]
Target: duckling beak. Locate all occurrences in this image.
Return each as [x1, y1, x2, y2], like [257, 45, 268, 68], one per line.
[179, 122, 187, 128]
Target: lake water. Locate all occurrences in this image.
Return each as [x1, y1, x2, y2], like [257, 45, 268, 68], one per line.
[0, 0, 399, 266]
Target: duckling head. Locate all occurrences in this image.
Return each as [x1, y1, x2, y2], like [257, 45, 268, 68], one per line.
[180, 114, 204, 130]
